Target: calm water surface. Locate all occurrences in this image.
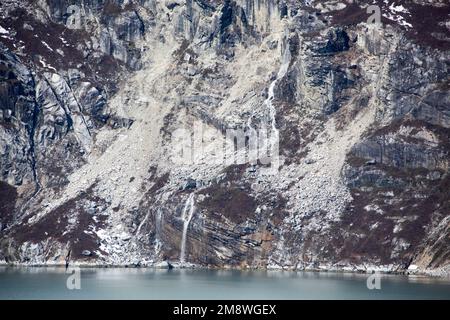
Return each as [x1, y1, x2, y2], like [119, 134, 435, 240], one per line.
[1, 267, 450, 300]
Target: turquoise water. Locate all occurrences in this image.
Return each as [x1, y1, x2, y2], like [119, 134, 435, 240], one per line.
[0, 267, 449, 300]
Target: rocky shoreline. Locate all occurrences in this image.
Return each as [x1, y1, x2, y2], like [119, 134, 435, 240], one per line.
[1, 261, 449, 279]
[1, 1, 449, 275]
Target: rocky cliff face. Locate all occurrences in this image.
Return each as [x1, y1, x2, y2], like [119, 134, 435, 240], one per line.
[0, 0, 449, 276]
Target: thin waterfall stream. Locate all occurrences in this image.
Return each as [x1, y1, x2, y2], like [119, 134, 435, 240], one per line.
[179, 193, 195, 264]
[247, 30, 292, 170]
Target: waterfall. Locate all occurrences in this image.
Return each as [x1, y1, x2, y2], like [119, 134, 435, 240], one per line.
[154, 208, 163, 255]
[179, 193, 195, 264]
[247, 29, 292, 171]
[266, 30, 291, 139]
[155, 208, 163, 236]
[263, 30, 292, 169]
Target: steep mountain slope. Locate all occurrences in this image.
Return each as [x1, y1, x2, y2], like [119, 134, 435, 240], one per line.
[0, 0, 449, 276]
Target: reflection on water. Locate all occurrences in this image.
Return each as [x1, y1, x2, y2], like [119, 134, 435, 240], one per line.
[0, 267, 449, 300]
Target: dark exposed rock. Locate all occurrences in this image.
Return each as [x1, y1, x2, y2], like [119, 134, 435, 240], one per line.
[81, 250, 92, 256]
[183, 178, 197, 190]
[318, 28, 350, 55]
